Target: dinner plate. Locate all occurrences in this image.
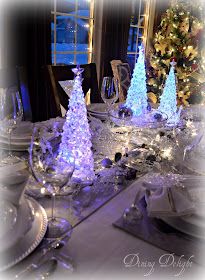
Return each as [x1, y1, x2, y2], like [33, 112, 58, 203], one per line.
[0, 143, 30, 151]
[0, 122, 33, 140]
[87, 103, 107, 115]
[0, 196, 48, 271]
[161, 216, 205, 240]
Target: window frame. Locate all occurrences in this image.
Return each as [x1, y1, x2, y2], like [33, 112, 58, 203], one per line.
[51, 0, 95, 65]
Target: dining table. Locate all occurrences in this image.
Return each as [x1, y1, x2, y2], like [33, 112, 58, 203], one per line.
[1, 103, 205, 279]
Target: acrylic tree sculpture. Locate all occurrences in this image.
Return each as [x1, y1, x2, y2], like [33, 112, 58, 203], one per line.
[59, 65, 95, 183]
[158, 60, 181, 125]
[125, 45, 148, 116]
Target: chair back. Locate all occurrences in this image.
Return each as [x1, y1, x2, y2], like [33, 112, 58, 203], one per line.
[117, 63, 131, 101]
[44, 63, 100, 116]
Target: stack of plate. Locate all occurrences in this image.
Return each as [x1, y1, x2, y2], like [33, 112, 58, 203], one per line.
[87, 103, 108, 120]
[0, 122, 33, 151]
[0, 196, 47, 271]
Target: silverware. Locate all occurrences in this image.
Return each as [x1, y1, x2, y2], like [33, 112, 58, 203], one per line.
[15, 258, 57, 279]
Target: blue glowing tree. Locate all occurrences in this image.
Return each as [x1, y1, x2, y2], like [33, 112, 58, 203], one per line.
[59, 66, 95, 183]
[125, 45, 148, 116]
[158, 61, 180, 124]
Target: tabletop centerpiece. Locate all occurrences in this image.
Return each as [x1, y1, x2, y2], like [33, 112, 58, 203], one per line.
[59, 65, 95, 184]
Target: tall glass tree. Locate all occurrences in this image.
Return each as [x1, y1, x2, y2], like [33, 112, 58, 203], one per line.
[125, 45, 148, 116]
[59, 66, 95, 183]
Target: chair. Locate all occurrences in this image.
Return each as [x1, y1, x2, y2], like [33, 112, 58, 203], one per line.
[110, 60, 131, 102]
[116, 63, 131, 101]
[44, 63, 100, 117]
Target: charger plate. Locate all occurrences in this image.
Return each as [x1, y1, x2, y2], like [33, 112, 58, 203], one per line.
[0, 196, 47, 272]
[161, 215, 205, 240]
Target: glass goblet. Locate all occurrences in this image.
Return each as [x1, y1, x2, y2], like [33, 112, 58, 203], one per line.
[101, 77, 119, 112]
[0, 87, 23, 162]
[29, 126, 75, 239]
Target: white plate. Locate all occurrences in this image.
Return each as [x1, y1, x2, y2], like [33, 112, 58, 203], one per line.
[161, 216, 205, 240]
[0, 122, 32, 140]
[87, 103, 107, 115]
[0, 196, 48, 271]
[0, 143, 30, 151]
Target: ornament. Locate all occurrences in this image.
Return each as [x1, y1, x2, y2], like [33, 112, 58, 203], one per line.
[101, 158, 113, 168]
[118, 105, 133, 118]
[191, 63, 198, 71]
[184, 46, 198, 61]
[148, 92, 158, 104]
[146, 154, 157, 163]
[147, 103, 152, 111]
[154, 113, 162, 121]
[179, 17, 189, 33]
[115, 152, 122, 162]
[154, 41, 167, 55]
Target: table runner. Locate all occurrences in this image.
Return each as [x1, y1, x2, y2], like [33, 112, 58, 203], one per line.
[113, 199, 205, 266]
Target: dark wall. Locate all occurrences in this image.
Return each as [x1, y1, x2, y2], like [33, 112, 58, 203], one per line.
[1, 1, 53, 121]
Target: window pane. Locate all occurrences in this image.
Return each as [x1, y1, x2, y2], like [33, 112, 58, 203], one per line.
[55, 53, 75, 65]
[56, 15, 75, 51]
[139, 15, 145, 27]
[138, 28, 144, 38]
[56, 0, 76, 14]
[77, 0, 90, 17]
[126, 54, 137, 73]
[76, 18, 89, 51]
[127, 27, 137, 52]
[51, 14, 55, 46]
[76, 54, 88, 65]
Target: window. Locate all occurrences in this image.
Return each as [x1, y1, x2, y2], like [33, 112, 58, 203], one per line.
[127, 0, 151, 71]
[51, 0, 94, 65]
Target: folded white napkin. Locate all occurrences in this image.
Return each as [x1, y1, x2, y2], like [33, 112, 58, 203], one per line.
[131, 178, 195, 218]
[145, 185, 195, 217]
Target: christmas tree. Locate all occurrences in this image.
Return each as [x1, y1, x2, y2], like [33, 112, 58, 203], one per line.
[158, 60, 181, 125]
[125, 45, 148, 116]
[147, 0, 205, 106]
[59, 66, 95, 183]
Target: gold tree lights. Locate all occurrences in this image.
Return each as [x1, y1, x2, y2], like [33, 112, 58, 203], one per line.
[147, 1, 205, 106]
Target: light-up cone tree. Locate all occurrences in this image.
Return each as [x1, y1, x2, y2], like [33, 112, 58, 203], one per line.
[59, 65, 95, 183]
[158, 60, 181, 124]
[125, 45, 148, 116]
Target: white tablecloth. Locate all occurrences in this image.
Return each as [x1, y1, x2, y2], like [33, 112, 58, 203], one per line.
[51, 182, 205, 279]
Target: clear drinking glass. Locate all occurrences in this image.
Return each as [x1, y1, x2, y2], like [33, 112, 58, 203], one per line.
[0, 87, 23, 162]
[29, 126, 75, 239]
[101, 77, 119, 111]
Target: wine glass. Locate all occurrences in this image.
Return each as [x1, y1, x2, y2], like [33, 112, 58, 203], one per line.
[101, 77, 119, 112]
[0, 87, 23, 162]
[29, 126, 75, 239]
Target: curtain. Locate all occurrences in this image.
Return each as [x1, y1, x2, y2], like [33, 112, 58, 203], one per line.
[8, 3, 52, 122]
[99, 0, 132, 85]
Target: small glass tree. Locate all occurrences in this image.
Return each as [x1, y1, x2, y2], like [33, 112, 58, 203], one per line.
[158, 60, 181, 124]
[125, 45, 148, 116]
[59, 66, 95, 183]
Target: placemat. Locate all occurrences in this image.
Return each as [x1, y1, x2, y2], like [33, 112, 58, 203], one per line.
[113, 199, 205, 266]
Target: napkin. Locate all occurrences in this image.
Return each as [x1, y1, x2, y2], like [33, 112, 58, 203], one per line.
[131, 178, 195, 218]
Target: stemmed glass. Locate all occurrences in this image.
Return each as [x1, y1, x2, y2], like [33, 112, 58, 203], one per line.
[29, 126, 75, 239]
[0, 87, 23, 162]
[101, 77, 119, 113]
